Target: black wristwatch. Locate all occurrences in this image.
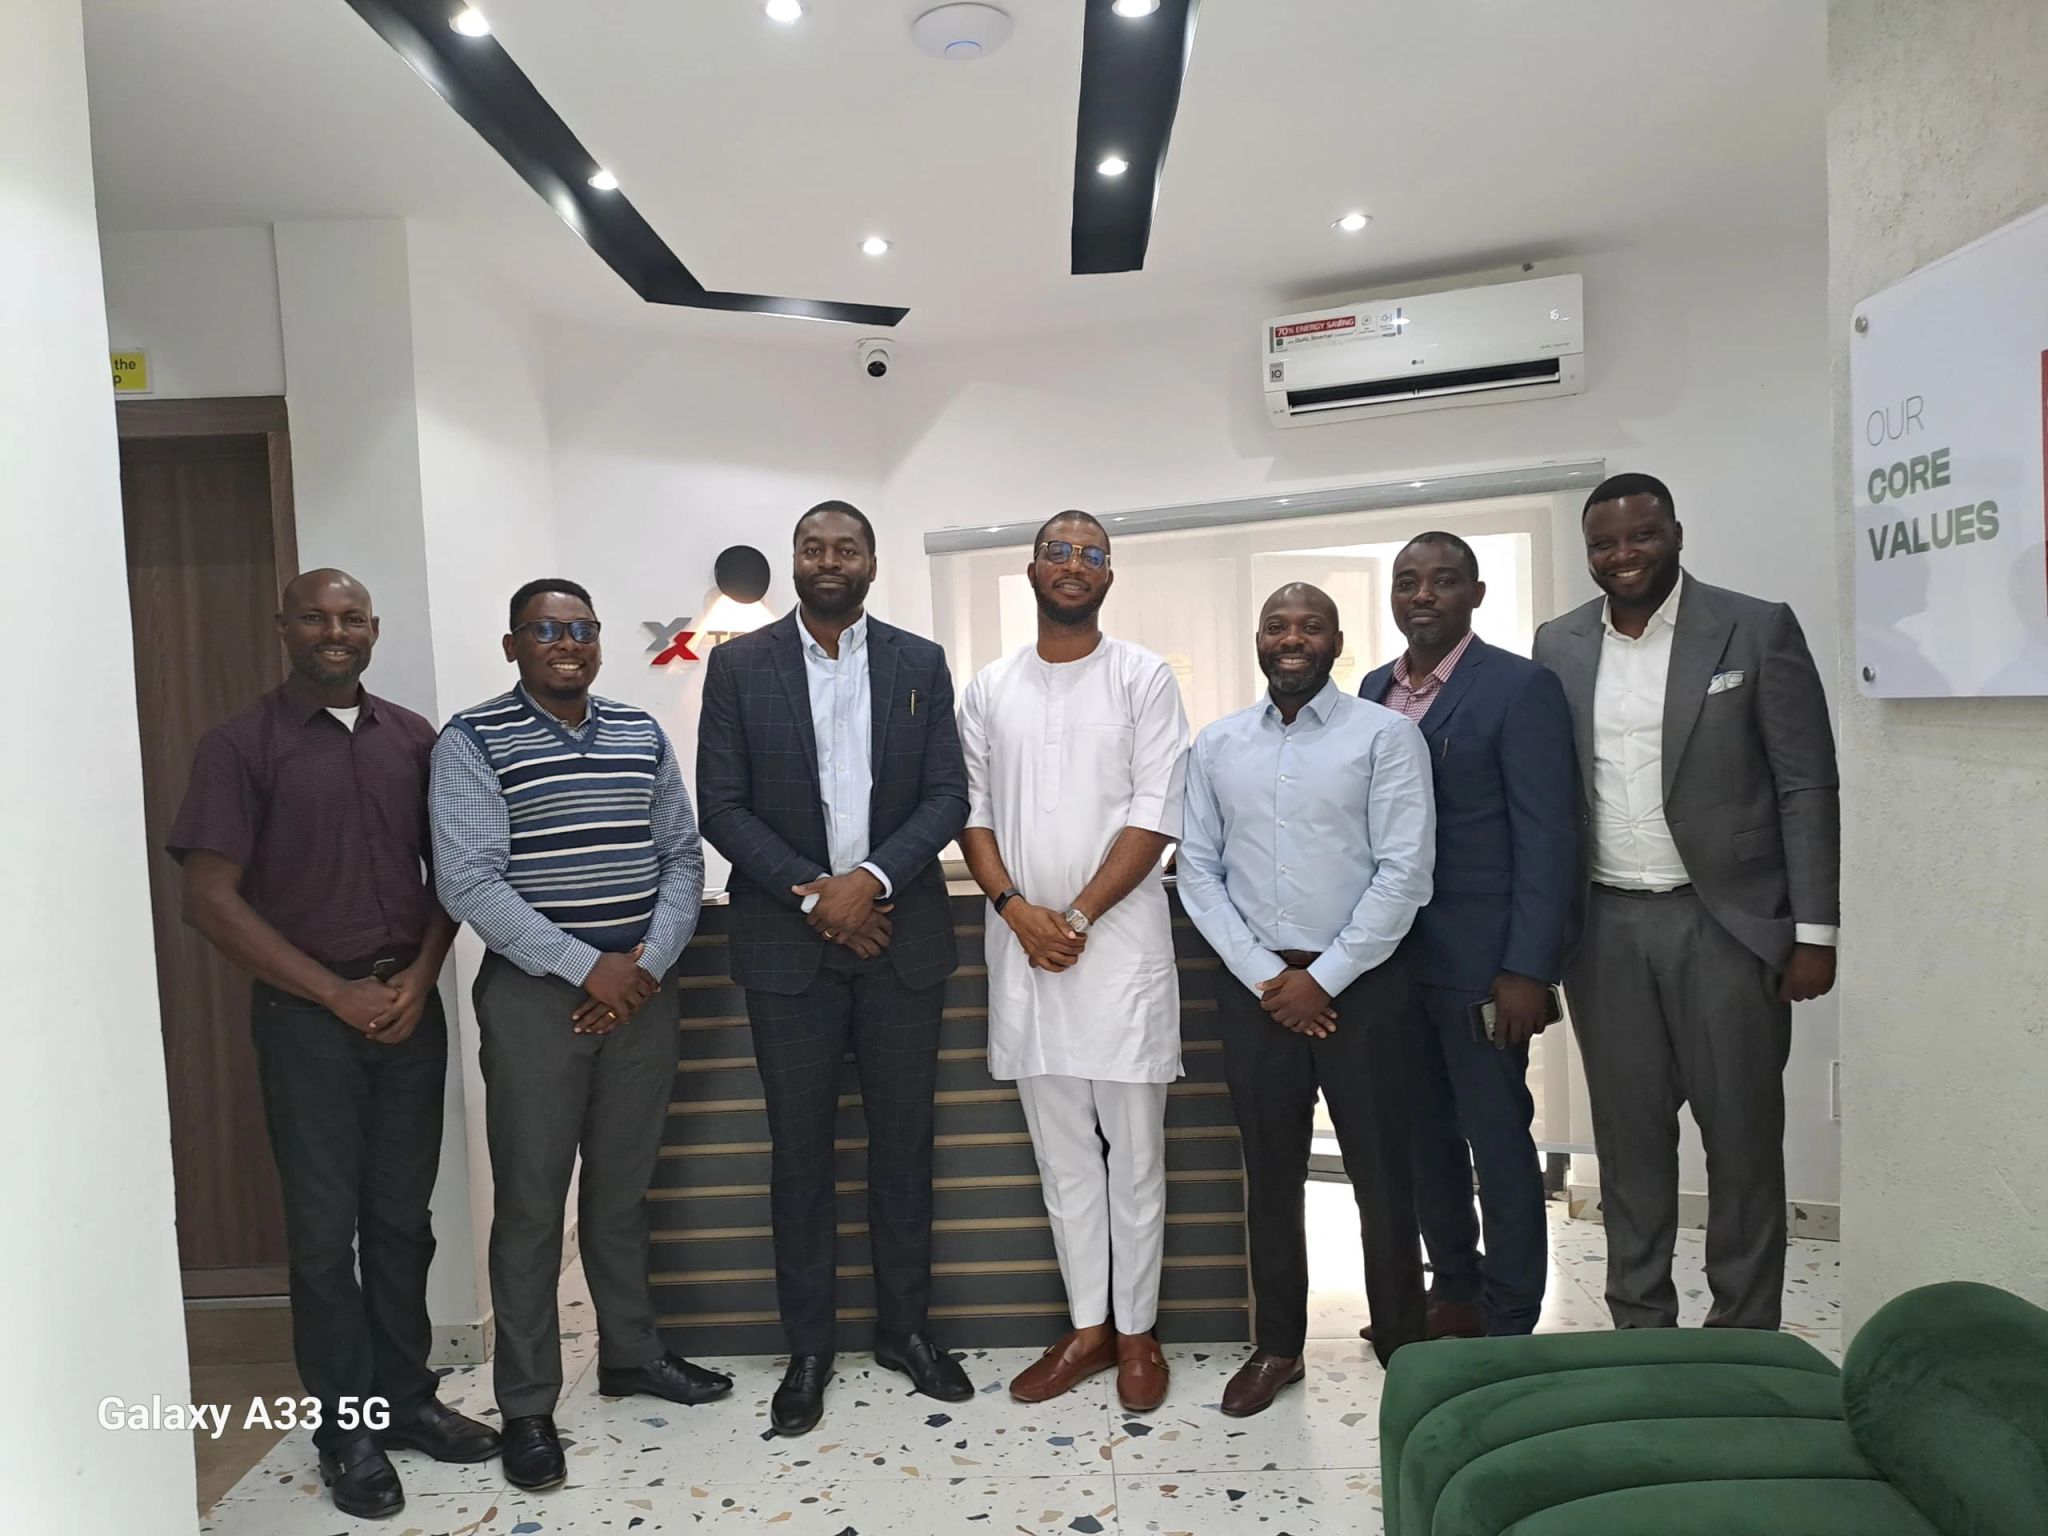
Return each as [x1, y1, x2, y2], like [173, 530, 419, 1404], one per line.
[993, 887, 1023, 916]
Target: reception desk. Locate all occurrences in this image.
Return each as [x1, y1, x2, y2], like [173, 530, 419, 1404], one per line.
[650, 886, 1251, 1357]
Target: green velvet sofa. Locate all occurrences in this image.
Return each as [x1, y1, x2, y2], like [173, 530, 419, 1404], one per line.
[1380, 1281, 2048, 1536]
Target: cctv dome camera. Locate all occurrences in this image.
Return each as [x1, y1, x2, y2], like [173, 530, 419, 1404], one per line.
[858, 339, 892, 379]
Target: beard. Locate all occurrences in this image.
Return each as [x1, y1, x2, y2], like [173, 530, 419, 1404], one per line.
[796, 570, 871, 620]
[1259, 651, 1334, 698]
[1032, 573, 1106, 629]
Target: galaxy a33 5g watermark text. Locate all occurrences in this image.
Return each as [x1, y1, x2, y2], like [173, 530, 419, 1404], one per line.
[98, 1395, 390, 1439]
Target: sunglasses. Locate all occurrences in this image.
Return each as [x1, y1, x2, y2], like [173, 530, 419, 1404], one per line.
[1037, 539, 1110, 570]
[514, 618, 602, 644]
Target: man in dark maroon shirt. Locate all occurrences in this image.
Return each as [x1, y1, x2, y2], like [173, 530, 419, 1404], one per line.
[170, 568, 497, 1520]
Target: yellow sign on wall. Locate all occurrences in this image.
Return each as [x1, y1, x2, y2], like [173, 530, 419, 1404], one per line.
[111, 350, 151, 394]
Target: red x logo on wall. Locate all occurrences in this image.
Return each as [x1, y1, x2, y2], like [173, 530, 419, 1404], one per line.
[643, 618, 699, 666]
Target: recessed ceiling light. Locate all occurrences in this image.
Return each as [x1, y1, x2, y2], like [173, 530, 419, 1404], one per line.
[450, 7, 490, 37]
[1111, 0, 1161, 15]
[861, 236, 891, 256]
[587, 169, 619, 191]
[1097, 155, 1130, 177]
[1334, 211, 1370, 233]
[765, 0, 804, 22]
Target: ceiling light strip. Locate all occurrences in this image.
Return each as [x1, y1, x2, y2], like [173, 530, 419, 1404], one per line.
[339, 0, 906, 327]
[1069, 0, 1200, 275]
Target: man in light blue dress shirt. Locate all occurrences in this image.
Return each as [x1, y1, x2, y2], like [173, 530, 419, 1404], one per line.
[1178, 583, 1436, 1414]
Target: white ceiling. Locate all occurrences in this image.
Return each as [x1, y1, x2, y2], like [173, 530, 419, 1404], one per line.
[83, 0, 1825, 346]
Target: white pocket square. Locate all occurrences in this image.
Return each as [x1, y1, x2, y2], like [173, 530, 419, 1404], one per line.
[1708, 670, 1746, 695]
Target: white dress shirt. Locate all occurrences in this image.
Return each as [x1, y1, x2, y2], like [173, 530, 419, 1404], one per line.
[1591, 576, 1836, 945]
[800, 611, 891, 901]
[960, 636, 1189, 1083]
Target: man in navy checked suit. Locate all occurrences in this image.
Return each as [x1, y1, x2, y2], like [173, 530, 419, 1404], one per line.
[697, 501, 973, 1436]
[1359, 532, 1578, 1339]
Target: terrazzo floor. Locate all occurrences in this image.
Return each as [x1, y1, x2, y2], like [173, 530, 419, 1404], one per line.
[198, 1193, 1843, 1534]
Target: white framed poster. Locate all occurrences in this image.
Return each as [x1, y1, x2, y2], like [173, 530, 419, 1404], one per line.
[1851, 201, 2048, 697]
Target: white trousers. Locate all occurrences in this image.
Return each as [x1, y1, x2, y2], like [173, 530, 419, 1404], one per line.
[1015, 1075, 1171, 1334]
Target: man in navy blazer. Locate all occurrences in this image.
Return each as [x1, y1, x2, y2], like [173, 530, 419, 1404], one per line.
[1358, 532, 1578, 1337]
[697, 501, 972, 1435]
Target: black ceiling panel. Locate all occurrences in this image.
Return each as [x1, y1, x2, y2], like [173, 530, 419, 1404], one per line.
[342, 0, 907, 327]
[1070, 0, 1202, 275]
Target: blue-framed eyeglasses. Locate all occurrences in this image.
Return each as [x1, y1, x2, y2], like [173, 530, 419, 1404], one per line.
[514, 618, 602, 644]
[1037, 539, 1109, 570]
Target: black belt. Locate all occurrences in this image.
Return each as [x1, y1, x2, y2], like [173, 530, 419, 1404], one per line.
[1276, 949, 1322, 968]
[1592, 883, 1692, 900]
[326, 949, 421, 981]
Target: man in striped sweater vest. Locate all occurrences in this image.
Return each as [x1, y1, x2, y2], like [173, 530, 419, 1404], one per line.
[431, 579, 731, 1493]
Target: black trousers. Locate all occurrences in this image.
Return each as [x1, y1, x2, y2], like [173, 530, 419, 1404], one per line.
[1408, 984, 1549, 1334]
[251, 983, 446, 1449]
[1220, 958, 1425, 1365]
[746, 948, 945, 1356]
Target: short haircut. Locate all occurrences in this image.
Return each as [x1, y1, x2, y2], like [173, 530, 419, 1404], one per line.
[1399, 530, 1480, 582]
[1033, 509, 1110, 554]
[508, 578, 594, 631]
[1584, 472, 1676, 521]
[794, 499, 876, 554]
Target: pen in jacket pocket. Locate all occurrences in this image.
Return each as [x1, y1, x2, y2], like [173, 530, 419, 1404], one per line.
[910, 689, 918, 717]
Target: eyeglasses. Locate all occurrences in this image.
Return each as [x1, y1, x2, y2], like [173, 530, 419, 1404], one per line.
[514, 618, 602, 644]
[1037, 540, 1110, 570]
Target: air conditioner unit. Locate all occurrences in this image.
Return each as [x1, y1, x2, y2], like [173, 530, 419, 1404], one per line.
[1263, 273, 1584, 427]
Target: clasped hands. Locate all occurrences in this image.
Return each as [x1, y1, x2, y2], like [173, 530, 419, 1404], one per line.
[1002, 899, 1087, 972]
[1257, 963, 1338, 1038]
[573, 944, 660, 1035]
[327, 958, 439, 1046]
[792, 869, 894, 959]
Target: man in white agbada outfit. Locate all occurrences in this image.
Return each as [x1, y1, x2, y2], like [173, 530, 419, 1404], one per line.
[959, 511, 1190, 1415]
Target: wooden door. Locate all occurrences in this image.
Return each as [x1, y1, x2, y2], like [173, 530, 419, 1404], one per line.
[118, 402, 296, 1297]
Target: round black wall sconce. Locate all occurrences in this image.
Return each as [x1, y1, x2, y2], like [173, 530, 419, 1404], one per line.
[714, 545, 771, 604]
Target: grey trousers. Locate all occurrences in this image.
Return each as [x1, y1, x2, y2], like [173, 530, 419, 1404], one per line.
[475, 952, 677, 1417]
[1563, 886, 1792, 1331]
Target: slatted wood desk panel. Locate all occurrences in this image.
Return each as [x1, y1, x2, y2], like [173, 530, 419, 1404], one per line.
[653, 890, 1250, 1356]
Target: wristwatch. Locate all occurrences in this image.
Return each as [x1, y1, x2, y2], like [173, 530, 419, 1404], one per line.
[1060, 905, 1093, 935]
[994, 887, 1023, 916]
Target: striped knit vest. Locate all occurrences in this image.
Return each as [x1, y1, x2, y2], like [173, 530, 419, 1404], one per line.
[447, 689, 666, 953]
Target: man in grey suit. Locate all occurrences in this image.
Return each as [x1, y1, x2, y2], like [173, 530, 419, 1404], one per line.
[1534, 472, 1840, 1332]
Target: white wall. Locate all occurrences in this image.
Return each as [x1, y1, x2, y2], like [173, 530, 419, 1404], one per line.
[1, 3, 196, 1529]
[541, 323, 886, 891]
[879, 232, 1843, 1205]
[407, 220, 563, 1305]
[1831, 0, 2048, 1330]
[275, 220, 441, 717]
[99, 225, 285, 398]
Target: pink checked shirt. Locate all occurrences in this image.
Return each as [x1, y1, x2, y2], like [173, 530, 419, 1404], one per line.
[1384, 630, 1477, 723]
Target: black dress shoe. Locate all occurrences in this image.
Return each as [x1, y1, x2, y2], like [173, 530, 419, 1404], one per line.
[380, 1397, 501, 1463]
[500, 1414, 566, 1492]
[874, 1331, 975, 1403]
[596, 1351, 734, 1406]
[318, 1432, 404, 1520]
[771, 1353, 833, 1436]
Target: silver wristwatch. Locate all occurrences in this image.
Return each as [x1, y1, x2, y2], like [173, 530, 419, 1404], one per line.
[1060, 905, 1092, 935]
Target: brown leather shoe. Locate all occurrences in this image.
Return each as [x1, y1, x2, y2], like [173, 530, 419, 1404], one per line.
[1359, 1298, 1486, 1345]
[1220, 1351, 1304, 1418]
[1009, 1326, 1117, 1403]
[1116, 1330, 1170, 1413]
